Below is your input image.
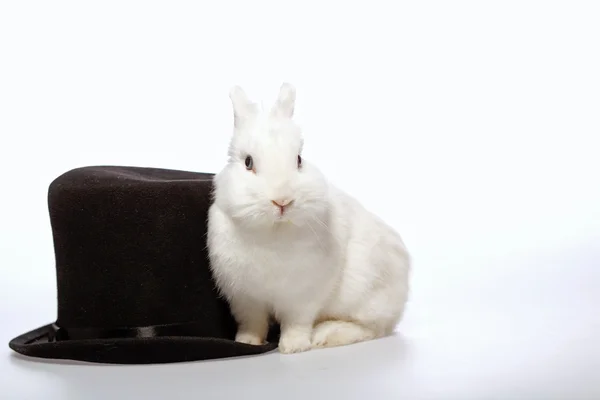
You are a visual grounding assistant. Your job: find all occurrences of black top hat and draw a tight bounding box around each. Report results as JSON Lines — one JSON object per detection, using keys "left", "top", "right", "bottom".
{"left": 8, "top": 165, "right": 278, "bottom": 364}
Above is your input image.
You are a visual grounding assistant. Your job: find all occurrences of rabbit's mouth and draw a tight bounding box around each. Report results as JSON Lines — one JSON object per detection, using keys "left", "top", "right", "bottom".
{"left": 274, "top": 218, "right": 294, "bottom": 225}
{"left": 271, "top": 206, "right": 299, "bottom": 225}
{"left": 273, "top": 212, "right": 294, "bottom": 224}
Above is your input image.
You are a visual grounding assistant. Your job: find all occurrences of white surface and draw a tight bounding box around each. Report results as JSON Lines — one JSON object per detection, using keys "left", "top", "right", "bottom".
{"left": 1, "top": 1, "right": 599, "bottom": 399}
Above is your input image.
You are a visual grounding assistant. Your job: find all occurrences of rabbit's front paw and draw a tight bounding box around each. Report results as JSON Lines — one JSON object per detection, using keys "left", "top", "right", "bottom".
{"left": 278, "top": 330, "right": 312, "bottom": 354}
{"left": 235, "top": 331, "right": 265, "bottom": 345}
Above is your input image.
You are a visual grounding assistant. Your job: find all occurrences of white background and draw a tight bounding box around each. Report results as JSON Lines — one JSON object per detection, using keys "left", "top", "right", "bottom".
{"left": 1, "top": 1, "right": 599, "bottom": 399}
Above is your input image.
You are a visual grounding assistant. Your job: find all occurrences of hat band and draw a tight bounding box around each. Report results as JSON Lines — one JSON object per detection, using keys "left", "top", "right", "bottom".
{"left": 47, "top": 320, "right": 214, "bottom": 342}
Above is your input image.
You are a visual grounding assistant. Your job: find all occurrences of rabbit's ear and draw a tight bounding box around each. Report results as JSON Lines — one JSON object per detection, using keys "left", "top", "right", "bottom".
{"left": 229, "top": 85, "right": 258, "bottom": 128}
{"left": 270, "top": 82, "right": 296, "bottom": 119}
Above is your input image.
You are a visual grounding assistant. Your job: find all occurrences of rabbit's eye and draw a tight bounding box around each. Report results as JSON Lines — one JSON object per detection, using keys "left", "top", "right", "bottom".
{"left": 297, "top": 155, "right": 302, "bottom": 168}
{"left": 245, "top": 155, "right": 254, "bottom": 171}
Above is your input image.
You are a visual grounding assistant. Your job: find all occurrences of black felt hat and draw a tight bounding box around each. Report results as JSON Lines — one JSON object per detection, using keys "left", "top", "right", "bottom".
{"left": 8, "top": 165, "right": 278, "bottom": 364}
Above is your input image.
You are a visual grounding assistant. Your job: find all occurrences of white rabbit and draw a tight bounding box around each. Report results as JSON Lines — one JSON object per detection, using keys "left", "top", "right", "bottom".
{"left": 207, "top": 83, "right": 410, "bottom": 354}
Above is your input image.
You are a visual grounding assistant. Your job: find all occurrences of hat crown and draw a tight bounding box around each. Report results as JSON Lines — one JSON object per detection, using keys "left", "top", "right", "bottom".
{"left": 48, "top": 166, "right": 235, "bottom": 338}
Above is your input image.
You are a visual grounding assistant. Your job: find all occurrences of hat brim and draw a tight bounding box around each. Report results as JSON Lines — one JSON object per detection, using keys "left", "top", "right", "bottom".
{"left": 9, "top": 323, "right": 279, "bottom": 364}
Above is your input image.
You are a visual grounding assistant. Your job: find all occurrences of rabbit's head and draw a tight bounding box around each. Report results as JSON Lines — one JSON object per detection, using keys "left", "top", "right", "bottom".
{"left": 213, "top": 83, "right": 329, "bottom": 229}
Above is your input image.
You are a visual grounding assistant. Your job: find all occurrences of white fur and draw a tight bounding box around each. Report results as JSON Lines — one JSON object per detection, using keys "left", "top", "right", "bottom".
{"left": 207, "top": 83, "right": 410, "bottom": 354}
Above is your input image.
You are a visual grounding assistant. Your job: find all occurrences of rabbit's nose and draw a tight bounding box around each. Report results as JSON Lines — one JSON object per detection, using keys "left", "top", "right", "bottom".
{"left": 271, "top": 199, "right": 294, "bottom": 214}
{"left": 271, "top": 198, "right": 293, "bottom": 207}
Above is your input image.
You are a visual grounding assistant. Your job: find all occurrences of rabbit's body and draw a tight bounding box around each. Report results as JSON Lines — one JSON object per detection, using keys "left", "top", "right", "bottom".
{"left": 208, "top": 199, "right": 338, "bottom": 353}
{"left": 207, "top": 83, "right": 410, "bottom": 353}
